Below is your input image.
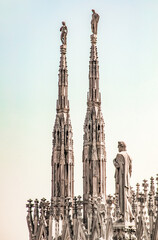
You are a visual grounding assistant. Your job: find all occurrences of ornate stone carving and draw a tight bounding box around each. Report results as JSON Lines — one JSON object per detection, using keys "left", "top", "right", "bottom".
{"left": 51, "top": 20, "right": 74, "bottom": 207}
{"left": 26, "top": 11, "right": 158, "bottom": 240}
{"left": 83, "top": 10, "right": 106, "bottom": 228}
{"left": 113, "top": 225, "right": 136, "bottom": 240}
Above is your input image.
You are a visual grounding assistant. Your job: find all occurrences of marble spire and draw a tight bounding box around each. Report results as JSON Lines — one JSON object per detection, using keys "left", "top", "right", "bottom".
{"left": 51, "top": 22, "right": 74, "bottom": 204}
{"left": 83, "top": 10, "right": 106, "bottom": 223}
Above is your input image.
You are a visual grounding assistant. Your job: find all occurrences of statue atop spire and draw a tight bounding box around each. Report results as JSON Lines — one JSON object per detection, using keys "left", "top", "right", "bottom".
{"left": 83, "top": 10, "right": 106, "bottom": 225}
{"left": 26, "top": 12, "right": 158, "bottom": 240}
{"left": 60, "top": 21, "right": 68, "bottom": 45}
{"left": 51, "top": 20, "right": 74, "bottom": 205}
{"left": 91, "top": 9, "right": 100, "bottom": 35}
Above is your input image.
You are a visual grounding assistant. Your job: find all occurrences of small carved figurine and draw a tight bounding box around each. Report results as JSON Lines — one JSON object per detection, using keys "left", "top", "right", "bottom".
{"left": 60, "top": 21, "right": 68, "bottom": 45}
{"left": 91, "top": 9, "right": 100, "bottom": 34}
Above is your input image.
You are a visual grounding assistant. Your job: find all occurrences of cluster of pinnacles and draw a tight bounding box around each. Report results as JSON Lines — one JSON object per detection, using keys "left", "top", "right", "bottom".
{"left": 27, "top": 175, "right": 158, "bottom": 240}
{"left": 26, "top": 10, "right": 158, "bottom": 240}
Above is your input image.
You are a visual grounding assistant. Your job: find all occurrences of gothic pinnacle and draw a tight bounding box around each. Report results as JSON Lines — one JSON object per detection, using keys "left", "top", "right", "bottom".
{"left": 57, "top": 22, "right": 69, "bottom": 112}
{"left": 26, "top": 13, "right": 158, "bottom": 240}
{"left": 83, "top": 11, "right": 106, "bottom": 225}
{"left": 51, "top": 22, "right": 74, "bottom": 202}
{"left": 88, "top": 10, "right": 100, "bottom": 104}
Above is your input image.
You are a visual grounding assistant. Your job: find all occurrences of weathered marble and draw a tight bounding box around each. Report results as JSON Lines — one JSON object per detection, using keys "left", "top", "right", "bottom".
{"left": 51, "top": 23, "right": 74, "bottom": 209}
{"left": 26, "top": 11, "right": 158, "bottom": 240}
{"left": 113, "top": 142, "right": 133, "bottom": 223}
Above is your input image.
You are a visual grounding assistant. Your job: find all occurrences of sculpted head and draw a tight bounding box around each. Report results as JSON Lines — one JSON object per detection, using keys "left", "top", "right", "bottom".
{"left": 92, "top": 9, "right": 95, "bottom": 14}
{"left": 118, "top": 141, "right": 126, "bottom": 152}
{"left": 62, "top": 21, "right": 66, "bottom": 26}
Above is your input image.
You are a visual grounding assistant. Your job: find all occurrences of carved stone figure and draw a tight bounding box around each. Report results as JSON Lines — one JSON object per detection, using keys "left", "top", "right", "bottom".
{"left": 91, "top": 9, "right": 100, "bottom": 34}
{"left": 113, "top": 142, "right": 133, "bottom": 222}
{"left": 60, "top": 21, "right": 68, "bottom": 45}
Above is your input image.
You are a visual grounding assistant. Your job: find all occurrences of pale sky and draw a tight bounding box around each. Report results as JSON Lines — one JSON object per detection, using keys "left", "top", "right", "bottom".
{"left": 1, "top": 1, "right": 158, "bottom": 240}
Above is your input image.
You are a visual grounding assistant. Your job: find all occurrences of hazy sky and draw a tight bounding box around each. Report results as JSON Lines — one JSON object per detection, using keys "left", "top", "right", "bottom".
{"left": 1, "top": 0, "right": 158, "bottom": 240}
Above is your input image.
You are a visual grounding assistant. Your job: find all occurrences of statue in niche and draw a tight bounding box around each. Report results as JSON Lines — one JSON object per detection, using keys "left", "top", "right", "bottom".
{"left": 60, "top": 21, "right": 68, "bottom": 45}
{"left": 91, "top": 9, "right": 100, "bottom": 34}
{"left": 113, "top": 141, "right": 134, "bottom": 222}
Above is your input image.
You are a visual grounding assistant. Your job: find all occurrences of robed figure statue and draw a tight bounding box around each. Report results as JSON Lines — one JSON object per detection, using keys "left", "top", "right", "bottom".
{"left": 91, "top": 9, "right": 100, "bottom": 35}
{"left": 60, "top": 21, "right": 68, "bottom": 45}
{"left": 113, "top": 142, "right": 134, "bottom": 223}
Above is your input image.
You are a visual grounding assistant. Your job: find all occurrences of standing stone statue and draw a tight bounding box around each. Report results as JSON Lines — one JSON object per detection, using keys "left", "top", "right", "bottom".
{"left": 113, "top": 142, "right": 134, "bottom": 222}
{"left": 60, "top": 21, "right": 68, "bottom": 45}
{"left": 91, "top": 9, "right": 100, "bottom": 35}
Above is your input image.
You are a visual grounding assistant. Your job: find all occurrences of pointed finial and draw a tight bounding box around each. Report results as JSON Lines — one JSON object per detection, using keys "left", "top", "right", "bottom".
{"left": 34, "top": 199, "right": 39, "bottom": 219}
{"left": 136, "top": 183, "right": 140, "bottom": 199}
{"left": 39, "top": 198, "right": 47, "bottom": 216}
{"left": 138, "top": 192, "right": 146, "bottom": 214}
{"left": 155, "top": 174, "right": 158, "bottom": 209}
{"left": 34, "top": 199, "right": 39, "bottom": 204}
{"left": 142, "top": 179, "right": 148, "bottom": 200}
{"left": 26, "top": 199, "right": 34, "bottom": 213}
{"left": 45, "top": 201, "right": 50, "bottom": 219}
{"left": 73, "top": 196, "right": 77, "bottom": 218}
{"left": 155, "top": 192, "right": 158, "bottom": 209}
{"left": 77, "top": 196, "right": 82, "bottom": 218}
{"left": 148, "top": 192, "right": 154, "bottom": 216}
{"left": 138, "top": 193, "right": 146, "bottom": 218}
{"left": 65, "top": 198, "right": 72, "bottom": 222}
{"left": 149, "top": 176, "right": 155, "bottom": 195}
{"left": 26, "top": 199, "right": 34, "bottom": 235}
{"left": 131, "top": 191, "right": 136, "bottom": 215}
